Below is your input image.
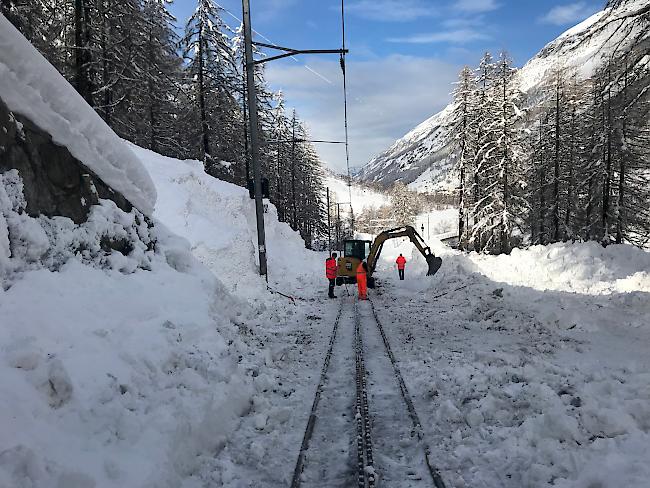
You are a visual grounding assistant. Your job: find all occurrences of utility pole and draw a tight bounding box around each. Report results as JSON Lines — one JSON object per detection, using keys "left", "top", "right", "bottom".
{"left": 241, "top": 0, "right": 348, "bottom": 277}
{"left": 291, "top": 112, "right": 297, "bottom": 230}
{"left": 242, "top": 0, "right": 267, "bottom": 277}
{"left": 334, "top": 201, "right": 351, "bottom": 252}
{"left": 326, "top": 188, "right": 332, "bottom": 254}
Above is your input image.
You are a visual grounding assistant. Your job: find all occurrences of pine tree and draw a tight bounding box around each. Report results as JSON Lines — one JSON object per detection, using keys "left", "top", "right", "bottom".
{"left": 472, "top": 52, "right": 522, "bottom": 254}
{"left": 470, "top": 52, "right": 496, "bottom": 251}
{"left": 449, "top": 66, "right": 477, "bottom": 250}
{"left": 180, "top": 0, "right": 238, "bottom": 167}
{"left": 390, "top": 182, "right": 420, "bottom": 227}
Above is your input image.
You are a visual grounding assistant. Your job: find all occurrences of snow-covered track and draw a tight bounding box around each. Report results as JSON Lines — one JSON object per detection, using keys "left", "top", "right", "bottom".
{"left": 368, "top": 298, "right": 447, "bottom": 488}
{"left": 354, "top": 300, "right": 377, "bottom": 488}
{"left": 290, "top": 302, "right": 344, "bottom": 488}
{"left": 291, "top": 297, "right": 447, "bottom": 487}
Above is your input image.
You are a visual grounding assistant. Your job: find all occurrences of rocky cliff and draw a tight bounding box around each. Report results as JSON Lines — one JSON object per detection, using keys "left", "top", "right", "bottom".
{"left": 0, "top": 98, "right": 133, "bottom": 224}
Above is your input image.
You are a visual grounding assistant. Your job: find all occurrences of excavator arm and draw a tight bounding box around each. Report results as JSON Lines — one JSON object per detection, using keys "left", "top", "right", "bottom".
{"left": 366, "top": 226, "right": 442, "bottom": 277}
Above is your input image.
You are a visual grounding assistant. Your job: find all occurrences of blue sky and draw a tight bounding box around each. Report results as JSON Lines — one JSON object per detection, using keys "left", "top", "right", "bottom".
{"left": 169, "top": 0, "right": 604, "bottom": 172}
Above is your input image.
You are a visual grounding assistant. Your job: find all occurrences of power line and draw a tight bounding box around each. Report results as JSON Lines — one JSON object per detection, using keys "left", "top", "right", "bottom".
{"left": 340, "top": 0, "right": 353, "bottom": 220}
{"left": 216, "top": 1, "right": 333, "bottom": 84}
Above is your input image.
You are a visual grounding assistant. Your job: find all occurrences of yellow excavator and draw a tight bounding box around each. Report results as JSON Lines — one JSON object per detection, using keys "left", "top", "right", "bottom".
{"left": 335, "top": 225, "right": 442, "bottom": 288}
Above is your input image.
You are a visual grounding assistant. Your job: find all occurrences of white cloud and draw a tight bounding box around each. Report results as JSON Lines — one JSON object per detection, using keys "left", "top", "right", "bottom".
{"left": 346, "top": 0, "right": 437, "bottom": 22}
{"left": 388, "top": 29, "right": 489, "bottom": 44}
{"left": 454, "top": 0, "right": 500, "bottom": 13}
{"left": 266, "top": 55, "right": 460, "bottom": 173}
{"left": 540, "top": 2, "right": 599, "bottom": 26}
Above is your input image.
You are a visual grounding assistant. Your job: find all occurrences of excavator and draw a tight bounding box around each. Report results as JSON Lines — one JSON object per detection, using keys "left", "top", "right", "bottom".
{"left": 335, "top": 226, "right": 442, "bottom": 288}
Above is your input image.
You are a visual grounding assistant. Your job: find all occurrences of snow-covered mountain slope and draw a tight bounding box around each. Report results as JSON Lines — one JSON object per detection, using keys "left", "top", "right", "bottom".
{"left": 0, "top": 14, "right": 155, "bottom": 215}
{"left": 357, "top": 106, "right": 456, "bottom": 192}
{"left": 325, "top": 172, "right": 390, "bottom": 211}
{"left": 130, "top": 144, "right": 321, "bottom": 302}
{"left": 357, "top": 0, "right": 646, "bottom": 191}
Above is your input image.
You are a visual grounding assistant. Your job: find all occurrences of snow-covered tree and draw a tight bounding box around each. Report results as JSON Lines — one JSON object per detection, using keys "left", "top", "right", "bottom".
{"left": 449, "top": 66, "right": 477, "bottom": 250}
{"left": 390, "top": 182, "right": 421, "bottom": 227}
{"left": 180, "top": 0, "right": 238, "bottom": 166}
{"left": 472, "top": 52, "right": 522, "bottom": 254}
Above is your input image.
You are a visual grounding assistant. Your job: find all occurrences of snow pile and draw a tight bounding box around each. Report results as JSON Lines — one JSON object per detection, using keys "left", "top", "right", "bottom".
{"left": 468, "top": 241, "right": 650, "bottom": 295}
{"left": 372, "top": 240, "right": 650, "bottom": 487}
{"left": 0, "top": 170, "right": 156, "bottom": 284}
{"left": 130, "top": 144, "right": 321, "bottom": 303}
{"left": 0, "top": 171, "right": 255, "bottom": 486}
{"left": 0, "top": 14, "right": 156, "bottom": 215}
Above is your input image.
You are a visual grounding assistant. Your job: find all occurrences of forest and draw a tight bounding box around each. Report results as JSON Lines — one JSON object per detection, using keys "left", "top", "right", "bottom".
{"left": 1, "top": 0, "right": 326, "bottom": 246}
{"left": 448, "top": 0, "right": 649, "bottom": 254}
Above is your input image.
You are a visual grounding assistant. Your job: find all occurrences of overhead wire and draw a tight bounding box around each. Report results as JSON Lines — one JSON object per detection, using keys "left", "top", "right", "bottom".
{"left": 216, "top": 1, "right": 333, "bottom": 84}
{"left": 340, "top": 0, "right": 354, "bottom": 229}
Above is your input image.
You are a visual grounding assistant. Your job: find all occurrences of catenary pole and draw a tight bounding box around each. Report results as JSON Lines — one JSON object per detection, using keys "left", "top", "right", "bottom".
{"left": 241, "top": 0, "right": 348, "bottom": 272}
{"left": 242, "top": 0, "right": 267, "bottom": 278}
{"left": 327, "top": 188, "right": 332, "bottom": 254}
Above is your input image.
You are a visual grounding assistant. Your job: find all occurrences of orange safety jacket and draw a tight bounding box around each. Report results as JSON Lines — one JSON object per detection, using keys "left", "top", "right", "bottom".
{"left": 396, "top": 256, "right": 406, "bottom": 270}
{"left": 325, "top": 257, "right": 338, "bottom": 280}
{"left": 356, "top": 262, "right": 367, "bottom": 277}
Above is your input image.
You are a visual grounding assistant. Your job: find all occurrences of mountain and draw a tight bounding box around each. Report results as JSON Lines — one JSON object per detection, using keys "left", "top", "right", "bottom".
{"left": 357, "top": 0, "right": 646, "bottom": 192}
{"left": 324, "top": 170, "right": 390, "bottom": 211}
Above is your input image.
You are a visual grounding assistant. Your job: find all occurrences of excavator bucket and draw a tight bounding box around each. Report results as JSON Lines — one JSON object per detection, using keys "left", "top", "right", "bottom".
{"left": 426, "top": 255, "right": 443, "bottom": 276}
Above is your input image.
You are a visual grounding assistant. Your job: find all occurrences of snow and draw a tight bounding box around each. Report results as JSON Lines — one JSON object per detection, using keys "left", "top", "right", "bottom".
{"left": 325, "top": 173, "right": 389, "bottom": 211}
{"left": 0, "top": 126, "right": 326, "bottom": 486}
{"left": 128, "top": 143, "right": 321, "bottom": 302}
{"left": 0, "top": 14, "right": 156, "bottom": 216}
{"left": 357, "top": 106, "right": 454, "bottom": 189}
{"left": 2, "top": 136, "right": 649, "bottom": 486}
{"left": 415, "top": 208, "right": 458, "bottom": 240}
{"left": 0, "top": 166, "right": 255, "bottom": 486}
{"left": 1, "top": 20, "right": 648, "bottom": 481}
{"left": 368, "top": 239, "right": 650, "bottom": 487}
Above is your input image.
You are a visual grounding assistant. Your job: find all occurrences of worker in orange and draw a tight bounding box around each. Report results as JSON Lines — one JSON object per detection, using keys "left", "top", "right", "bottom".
{"left": 396, "top": 253, "right": 407, "bottom": 280}
{"left": 357, "top": 261, "right": 368, "bottom": 300}
{"left": 325, "top": 252, "right": 338, "bottom": 299}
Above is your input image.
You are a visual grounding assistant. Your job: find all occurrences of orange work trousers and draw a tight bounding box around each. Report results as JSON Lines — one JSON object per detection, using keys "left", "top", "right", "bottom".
{"left": 357, "top": 274, "right": 368, "bottom": 300}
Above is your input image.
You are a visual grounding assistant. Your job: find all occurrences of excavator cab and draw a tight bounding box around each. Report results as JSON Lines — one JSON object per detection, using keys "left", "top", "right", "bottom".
{"left": 335, "top": 239, "right": 372, "bottom": 286}
{"left": 335, "top": 226, "right": 442, "bottom": 288}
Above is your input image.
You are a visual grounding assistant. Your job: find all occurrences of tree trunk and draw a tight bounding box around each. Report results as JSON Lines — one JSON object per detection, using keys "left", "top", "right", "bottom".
{"left": 565, "top": 102, "right": 576, "bottom": 238}
{"left": 602, "top": 83, "right": 612, "bottom": 243}
{"left": 553, "top": 79, "right": 561, "bottom": 242}
{"left": 291, "top": 113, "right": 297, "bottom": 230}
{"left": 616, "top": 59, "right": 628, "bottom": 244}
{"left": 198, "top": 25, "right": 210, "bottom": 159}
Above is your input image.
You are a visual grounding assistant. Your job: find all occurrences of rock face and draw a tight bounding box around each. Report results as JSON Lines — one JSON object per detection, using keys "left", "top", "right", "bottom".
{"left": 0, "top": 98, "right": 133, "bottom": 224}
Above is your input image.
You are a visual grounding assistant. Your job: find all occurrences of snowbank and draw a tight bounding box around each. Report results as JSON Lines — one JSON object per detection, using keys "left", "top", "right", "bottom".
{"left": 372, "top": 239, "right": 650, "bottom": 487}
{"left": 0, "top": 14, "right": 156, "bottom": 215}
{"left": 129, "top": 144, "right": 322, "bottom": 303}
{"left": 0, "top": 166, "right": 254, "bottom": 486}
{"left": 468, "top": 242, "right": 650, "bottom": 295}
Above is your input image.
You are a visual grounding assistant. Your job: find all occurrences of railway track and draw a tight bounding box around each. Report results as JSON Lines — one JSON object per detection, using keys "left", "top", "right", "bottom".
{"left": 291, "top": 297, "right": 446, "bottom": 488}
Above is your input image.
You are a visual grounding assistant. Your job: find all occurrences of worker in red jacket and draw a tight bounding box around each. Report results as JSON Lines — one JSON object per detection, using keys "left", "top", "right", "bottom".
{"left": 357, "top": 261, "right": 368, "bottom": 300}
{"left": 396, "top": 254, "right": 407, "bottom": 280}
{"left": 325, "top": 253, "right": 338, "bottom": 299}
